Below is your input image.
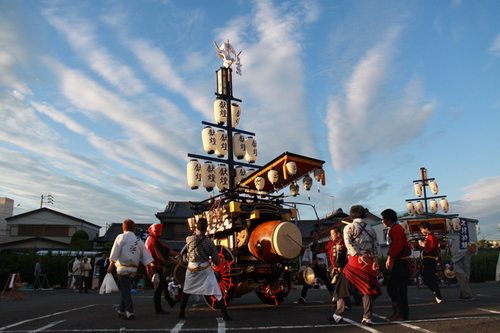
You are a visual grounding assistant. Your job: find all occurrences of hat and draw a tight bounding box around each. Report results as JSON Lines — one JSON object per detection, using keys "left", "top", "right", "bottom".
{"left": 444, "top": 269, "right": 455, "bottom": 279}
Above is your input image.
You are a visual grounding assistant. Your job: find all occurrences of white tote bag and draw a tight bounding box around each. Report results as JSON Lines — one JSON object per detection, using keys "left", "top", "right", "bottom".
{"left": 99, "top": 273, "right": 119, "bottom": 294}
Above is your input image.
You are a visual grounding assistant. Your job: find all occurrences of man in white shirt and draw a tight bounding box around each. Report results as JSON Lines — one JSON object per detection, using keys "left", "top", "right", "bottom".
{"left": 108, "top": 219, "right": 153, "bottom": 320}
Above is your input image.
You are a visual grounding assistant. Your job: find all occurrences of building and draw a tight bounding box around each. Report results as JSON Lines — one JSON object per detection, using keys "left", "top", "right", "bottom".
{"left": 0, "top": 197, "right": 14, "bottom": 243}
{"left": 1, "top": 205, "right": 101, "bottom": 251}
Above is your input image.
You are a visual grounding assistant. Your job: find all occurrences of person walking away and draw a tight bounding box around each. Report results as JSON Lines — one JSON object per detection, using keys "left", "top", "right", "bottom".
{"left": 33, "top": 259, "right": 42, "bottom": 289}
{"left": 328, "top": 205, "right": 382, "bottom": 326}
{"left": 72, "top": 256, "right": 83, "bottom": 291}
{"left": 381, "top": 209, "right": 413, "bottom": 321}
{"left": 298, "top": 230, "right": 335, "bottom": 303}
{"left": 450, "top": 242, "right": 477, "bottom": 301}
{"left": 145, "top": 223, "right": 181, "bottom": 314}
{"left": 96, "top": 253, "right": 110, "bottom": 289}
{"left": 418, "top": 221, "right": 443, "bottom": 304}
{"left": 179, "top": 218, "right": 231, "bottom": 321}
{"left": 107, "top": 219, "right": 154, "bottom": 320}
{"left": 79, "top": 257, "right": 92, "bottom": 293}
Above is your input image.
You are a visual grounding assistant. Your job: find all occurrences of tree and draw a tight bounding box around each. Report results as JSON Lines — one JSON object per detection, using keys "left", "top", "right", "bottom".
{"left": 478, "top": 239, "right": 492, "bottom": 249}
{"left": 68, "top": 230, "right": 93, "bottom": 251}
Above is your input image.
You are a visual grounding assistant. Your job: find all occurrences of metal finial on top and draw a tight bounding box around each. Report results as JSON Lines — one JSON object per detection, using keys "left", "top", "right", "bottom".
{"left": 213, "top": 39, "right": 242, "bottom": 76}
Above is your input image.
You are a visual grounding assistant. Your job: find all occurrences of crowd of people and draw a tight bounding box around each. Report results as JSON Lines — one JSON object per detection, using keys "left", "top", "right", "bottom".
{"left": 33, "top": 205, "right": 476, "bottom": 324}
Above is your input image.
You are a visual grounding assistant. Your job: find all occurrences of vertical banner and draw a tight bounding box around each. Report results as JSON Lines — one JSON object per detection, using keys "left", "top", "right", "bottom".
{"left": 459, "top": 217, "right": 469, "bottom": 250}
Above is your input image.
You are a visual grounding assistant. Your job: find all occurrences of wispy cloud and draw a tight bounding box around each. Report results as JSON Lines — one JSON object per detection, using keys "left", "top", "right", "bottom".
{"left": 488, "top": 33, "right": 500, "bottom": 57}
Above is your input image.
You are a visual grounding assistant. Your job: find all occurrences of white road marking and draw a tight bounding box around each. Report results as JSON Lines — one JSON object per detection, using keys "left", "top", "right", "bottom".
{"left": 478, "top": 308, "right": 500, "bottom": 314}
{"left": 0, "top": 304, "right": 96, "bottom": 331}
{"left": 170, "top": 320, "right": 185, "bottom": 333}
{"left": 216, "top": 317, "right": 226, "bottom": 333}
{"left": 373, "top": 313, "right": 435, "bottom": 333}
{"left": 27, "top": 320, "right": 65, "bottom": 333}
{"left": 342, "top": 317, "right": 381, "bottom": 332}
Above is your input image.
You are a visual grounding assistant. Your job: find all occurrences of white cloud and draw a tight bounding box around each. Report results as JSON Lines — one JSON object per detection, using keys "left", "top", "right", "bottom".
{"left": 42, "top": 7, "right": 146, "bottom": 96}
{"left": 488, "top": 33, "right": 500, "bottom": 57}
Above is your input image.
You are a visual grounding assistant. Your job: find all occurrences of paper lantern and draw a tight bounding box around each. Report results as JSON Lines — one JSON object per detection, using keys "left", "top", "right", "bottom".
{"left": 429, "top": 181, "right": 439, "bottom": 195}
{"left": 233, "top": 133, "right": 245, "bottom": 159}
{"left": 201, "top": 126, "right": 216, "bottom": 154}
{"left": 406, "top": 202, "right": 415, "bottom": 216}
{"left": 440, "top": 198, "right": 449, "bottom": 213}
{"left": 213, "top": 99, "right": 227, "bottom": 124}
{"left": 214, "top": 130, "right": 228, "bottom": 157}
{"left": 187, "top": 159, "right": 202, "bottom": 189}
{"left": 414, "top": 183, "right": 422, "bottom": 197}
{"left": 244, "top": 136, "right": 258, "bottom": 163}
{"left": 313, "top": 167, "right": 326, "bottom": 186}
{"left": 267, "top": 169, "right": 279, "bottom": 184}
{"left": 430, "top": 199, "right": 438, "bottom": 213}
{"left": 400, "top": 221, "right": 409, "bottom": 234}
{"left": 254, "top": 176, "right": 265, "bottom": 191}
{"left": 246, "top": 168, "right": 255, "bottom": 177}
{"left": 303, "top": 174, "right": 312, "bottom": 191}
{"left": 452, "top": 217, "right": 461, "bottom": 232}
{"left": 285, "top": 161, "right": 297, "bottom": 176}
{"left": 234, "top": 166, "right": 246, "bottom": 185}
{"left": 231, "top": 103, "right": 241, "bottom": 128}
{"left": 446, "top": 219, "right": 452, "bottom": 232}
{"left": 415, "top": 201, "right": 424, "bottom": 215}
{"left": 215, "top": 164, "right": 229, "bottom": 191}
{"left": 201, "top": 162, "right": 216, "bottom": 191}
{"left": 290, "top": 182, "right": 299, "bottom": 197}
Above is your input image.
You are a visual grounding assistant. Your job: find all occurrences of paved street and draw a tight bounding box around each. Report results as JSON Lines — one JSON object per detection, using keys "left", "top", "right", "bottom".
{"left": 1, "top": 282, "right": 499, "bottom": 332}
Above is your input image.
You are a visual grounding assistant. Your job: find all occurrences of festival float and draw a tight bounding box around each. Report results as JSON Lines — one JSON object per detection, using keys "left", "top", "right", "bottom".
{"left": 174, "top": 40, "right": 327, "bottom": 308}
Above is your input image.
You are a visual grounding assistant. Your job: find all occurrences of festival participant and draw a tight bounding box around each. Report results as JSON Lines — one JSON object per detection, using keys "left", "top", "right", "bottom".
{"left": 179, "top": 218, "right": 231, "bottom": 321}
{"left": 418, "top": 221, "right": 443, "bottom": 304}
{"left": 145, "top": 223, "right": 180, "bottom": 314}
{"left": 450, "top": 242, "right": 477, "bottom": 301}
{"left": 381, "top": 209, "right": 413, "bottom": 321}
{"left": 108, "top": 219, "right": 154, "bottom": 320}
{"left": 298, "top": 230, "right": 334, "bottom": 303}
{"left": 328, "top": 205, "right": 381, "bottom": 326}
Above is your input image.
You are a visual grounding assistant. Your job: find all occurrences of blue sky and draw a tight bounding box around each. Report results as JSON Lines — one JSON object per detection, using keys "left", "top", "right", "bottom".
{"left": 1, "top": 0, "right": 499, "bottom": 238}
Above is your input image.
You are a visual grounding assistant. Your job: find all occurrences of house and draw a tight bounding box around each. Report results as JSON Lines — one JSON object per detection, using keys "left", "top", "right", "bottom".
{"left": 1, "top": 206, "right": 101, "bottom": 251}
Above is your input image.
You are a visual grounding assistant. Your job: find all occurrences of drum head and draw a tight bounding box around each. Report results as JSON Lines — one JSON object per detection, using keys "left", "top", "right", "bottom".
{"left": 302, "top": 267, "right": 315, "bottom": 285}
{"left": 272, "top": 221, "right": 302, "bottom": 260}
{"left": 173, "top": 264, "right": 187, "bottom": 285}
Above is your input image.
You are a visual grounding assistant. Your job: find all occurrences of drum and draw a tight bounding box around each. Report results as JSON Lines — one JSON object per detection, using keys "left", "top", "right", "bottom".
{"left": 248, "top": 220, "right": 302, "bottom": 263}
{"left": 173, "top": 263, "right": 187, "bottom": 285}
{"left": 297, "top": 267, "right": 315, "bottom": 286}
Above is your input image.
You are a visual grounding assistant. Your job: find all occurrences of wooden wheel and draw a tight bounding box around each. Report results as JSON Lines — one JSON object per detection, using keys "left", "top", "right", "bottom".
{"left": 204, "top": 245, "right": 237, "bottom": 309}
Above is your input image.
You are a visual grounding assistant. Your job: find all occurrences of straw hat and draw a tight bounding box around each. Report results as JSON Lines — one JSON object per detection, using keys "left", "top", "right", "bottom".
{"left": 444, "top": 268, "right": 455, "bottom": 279}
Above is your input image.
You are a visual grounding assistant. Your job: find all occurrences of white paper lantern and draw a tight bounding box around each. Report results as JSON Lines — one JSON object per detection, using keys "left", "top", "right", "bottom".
{"left": 246, "top": 168, "right": 255, "bottom": 177}
{"left": 415, "top": 201, "right": 424, "bottom": 215}
{"left": 290, "top": 182, "right": 299, "bottom": 196}
{"left": 267, "top": 169, "right": 279, "bottom": 184}
{"left": 429, "top": 181, "right": 439, "bottom": 195}
{"left": 440, "top": 198, "right": 449, "bottom": 213}
{"left": 244, "top": 136, "right": 258, "bottom": 163}
{"left": 213, "top": 99, "right": 227, "bottom": 124}
{"left": 446, "top": 218, "right": 452, "bottom": 232}
{"left": 215, "top": 164, "right": 229, "bottom": 191}
{"left": 400, "top": 221, "right": 409, "bottom": 234}
{"left": 234, "top": 166, "right": 246, "bottom": 185}
{"left": 201, "top": 126, "right": 216, "bottom": 154}
{"left": 303, "top": 174, "right": 312, "bottom": 191}
{"left": 414, "top": 183, "right": 422, "bottom": 197}
{"left": 285, "top": 161, "right": 297, "bottom": 176}
{"left": 430, "top": 199, "right": 438, "bottom": 213}
{"left": 231, "top": 103, "right": 241, "bottom": 128}
{"left": 214, "top": 130, "right": 228, "bottom": 157}
{"left": 254, "top": 176, "right": 265, "bottom": 191}
{"left": 201, "top": 162, "right": 216, "bottom": 191}
{"left": 314, "top": 168, "right": 324, "bottom": 181}
{"left": 407, "top": 202, "right": 415, "bottom": 216}
{"left": 452, "top": 217, "right": 461, "bottom": 232}
{"left": 187, "top": 159, "right": 202, "bottom": 189}
{"left": 232, "top": 133, "right": 245, "bottom": 159}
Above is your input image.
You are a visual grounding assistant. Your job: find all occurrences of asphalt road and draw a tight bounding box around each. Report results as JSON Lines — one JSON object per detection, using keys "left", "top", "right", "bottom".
{"left": 1, "top": 282, "right": 499, "bottom": 332}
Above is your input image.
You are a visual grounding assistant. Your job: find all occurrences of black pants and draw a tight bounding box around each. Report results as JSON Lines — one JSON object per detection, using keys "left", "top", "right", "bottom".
{"left": 153, "top": 270, "right": 174, "bottom": 311}
{"left": 422, "top": 257, "right": 441, "bottom": 297}
{"left": 387, "top": 260, "right": 410, "bottom": 317}
{"left": 301, "top": 266, "right": 334, "bottom": 298}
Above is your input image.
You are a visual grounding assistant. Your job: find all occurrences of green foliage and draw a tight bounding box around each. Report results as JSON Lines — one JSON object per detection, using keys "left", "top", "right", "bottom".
{"left": 68, "top": 230, "right": 92, "bottom": 251}
{"left": 478, "top": 239, "right": 492, "bottom": 249}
